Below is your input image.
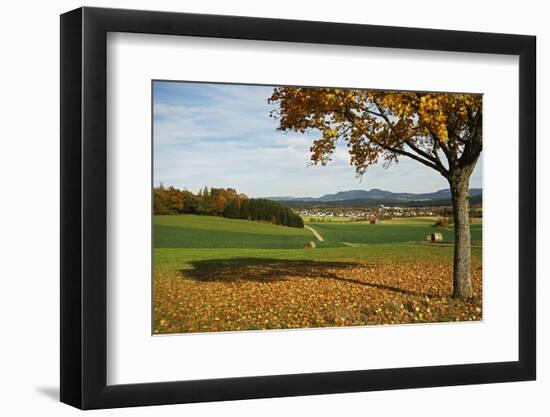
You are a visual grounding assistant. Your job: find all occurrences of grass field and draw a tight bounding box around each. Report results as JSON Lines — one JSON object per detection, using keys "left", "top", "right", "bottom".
{"left": 311, "top": 220, "right": 482, "bottom": 247}
{"left": 153, "top": 214, "right": 483, "bottom": 334}
{"left": 154, "top": 215, "right": 312, "bottom": 249}
{"left": 154, "top": 214, "right": 482, "bottom": 250}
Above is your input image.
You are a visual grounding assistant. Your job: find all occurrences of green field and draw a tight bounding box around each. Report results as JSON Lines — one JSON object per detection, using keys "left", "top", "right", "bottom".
{"left": 153, "top": 214, "right": 482, "bottom": 271}
{"left": 311, "top": 220, "right": 482, "bottom": 247}
{"left": 153, "top": 214, "right": 483, "bottom": 333}
{"left": 154, "top": 214, "right": 312, "bottom": 249}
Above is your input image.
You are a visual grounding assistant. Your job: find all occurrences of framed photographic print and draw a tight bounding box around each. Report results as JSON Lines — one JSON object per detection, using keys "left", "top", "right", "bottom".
{"left": 60, "top": 6, "right": 536, "bottom": 409}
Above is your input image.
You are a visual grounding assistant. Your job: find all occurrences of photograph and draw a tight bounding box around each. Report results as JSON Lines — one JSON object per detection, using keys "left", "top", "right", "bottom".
{"left": 152, "top": 81, "right": 483, "bottom": 334}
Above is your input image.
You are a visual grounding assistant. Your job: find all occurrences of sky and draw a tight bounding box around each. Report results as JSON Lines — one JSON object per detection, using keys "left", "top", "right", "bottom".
{"left": 153, "top": 81, "right": 482, "bottom": 198}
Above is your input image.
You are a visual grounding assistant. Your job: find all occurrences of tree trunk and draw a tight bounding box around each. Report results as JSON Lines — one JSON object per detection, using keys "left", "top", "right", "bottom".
{"left": 449, "top": 171, "right": 473, "bottom": 299}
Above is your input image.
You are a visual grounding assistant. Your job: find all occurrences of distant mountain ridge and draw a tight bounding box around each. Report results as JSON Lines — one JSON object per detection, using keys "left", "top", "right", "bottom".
{"left": 266, "top": 188, "right": 482, "bottom": 207}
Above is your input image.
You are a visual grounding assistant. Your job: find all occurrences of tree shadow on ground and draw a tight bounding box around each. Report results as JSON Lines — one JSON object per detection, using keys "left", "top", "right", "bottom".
{"left": 179, "top": 257, "right": 440, "bottom": 299}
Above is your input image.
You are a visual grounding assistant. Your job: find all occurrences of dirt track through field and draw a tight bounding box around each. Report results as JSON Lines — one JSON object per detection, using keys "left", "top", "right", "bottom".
{"left": 305, "top": 225, "right": 324, "bottom": 242}
{"left": 342, "top": 242, "right": 360, "bottom": 248}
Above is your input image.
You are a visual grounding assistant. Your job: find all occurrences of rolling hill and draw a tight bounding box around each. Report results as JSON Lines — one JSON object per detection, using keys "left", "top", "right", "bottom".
{"left": 267, "top": 188, "right": 482, "bottom": 208}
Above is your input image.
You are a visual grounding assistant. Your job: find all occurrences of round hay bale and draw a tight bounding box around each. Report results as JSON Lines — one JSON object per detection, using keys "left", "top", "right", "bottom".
{"left": 431, "top": 232, "right": 443, "bottom": 242}
{"left": 304, "top": 241, "right": 317, "bottom": 249}
{"left": 426, "top": 234, "right": 433, "bottom": 242}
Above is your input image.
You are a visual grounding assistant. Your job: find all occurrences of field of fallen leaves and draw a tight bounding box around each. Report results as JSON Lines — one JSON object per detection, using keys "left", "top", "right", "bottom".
{"left": 153, "top": 257, "right": 482, "bottom": 334}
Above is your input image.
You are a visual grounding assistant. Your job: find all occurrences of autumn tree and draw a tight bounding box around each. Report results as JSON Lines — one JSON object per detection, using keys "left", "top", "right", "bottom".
{"left": 153, "top": 184, "right": 185, "bottom": 214}
{"left": 269, "top": 88, "right": 482, "bottom": 299}
{"left": 210, "top": 188, "right": 228, "bottom": 215}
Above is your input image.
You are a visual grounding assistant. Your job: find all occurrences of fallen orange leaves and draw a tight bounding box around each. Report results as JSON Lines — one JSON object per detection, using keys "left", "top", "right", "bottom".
{"left": 153, "top": 259, "right": 482, "bottom": 334}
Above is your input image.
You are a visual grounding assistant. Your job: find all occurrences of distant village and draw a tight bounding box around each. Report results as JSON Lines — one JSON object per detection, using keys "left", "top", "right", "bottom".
{"left": 295, "top": 205, "right": 447, "bottom": 221}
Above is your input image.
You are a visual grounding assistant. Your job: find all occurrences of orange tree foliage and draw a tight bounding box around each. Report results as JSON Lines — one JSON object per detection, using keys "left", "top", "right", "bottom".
{"left": 154, "top": 185, "right": 247, "bottom": 216}
{"left": 268, "top": 88, "right": 482, "bottom": 178}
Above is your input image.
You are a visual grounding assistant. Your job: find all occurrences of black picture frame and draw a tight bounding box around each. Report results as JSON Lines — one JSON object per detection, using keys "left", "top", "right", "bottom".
{"left": 60, "top": 6, "right": 536, "bottom": 410}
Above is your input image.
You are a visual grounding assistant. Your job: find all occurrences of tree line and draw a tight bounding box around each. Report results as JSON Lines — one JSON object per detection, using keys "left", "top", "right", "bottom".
{"left": 154, "top": 185, "right": 304, "bottom": 228}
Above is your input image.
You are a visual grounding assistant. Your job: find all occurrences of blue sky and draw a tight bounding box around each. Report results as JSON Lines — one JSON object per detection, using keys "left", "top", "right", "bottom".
{"left": 153, "top": 81, "right": 482, "bottom": 198}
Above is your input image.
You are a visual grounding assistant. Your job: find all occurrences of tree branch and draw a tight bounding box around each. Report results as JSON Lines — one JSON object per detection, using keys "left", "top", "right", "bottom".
{"left": 382, "top": 143, "right": 446, "bottom": 174}
{"left": 343, "top": 103, "right": 449, "bottom": 176}
{"left": 404, "top": 139, "right": 445, "bottom": 169}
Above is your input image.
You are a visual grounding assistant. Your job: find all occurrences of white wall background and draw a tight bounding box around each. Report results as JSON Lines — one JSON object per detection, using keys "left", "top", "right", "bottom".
{"left": 0, "top": 0, "right": 546, "bottom": 415}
